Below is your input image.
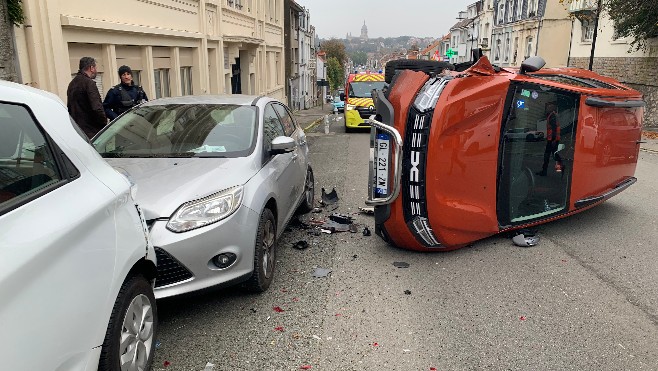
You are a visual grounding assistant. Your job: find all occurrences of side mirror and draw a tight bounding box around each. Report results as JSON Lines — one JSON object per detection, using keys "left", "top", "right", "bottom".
{"left": 520, "top": 56, "right": 546, "bottom": 74}
{"left": 270, "top": 136, "right": 296, "bottom": 155}
{"left": 339, "top": 93, "right": 345, "bottom": 101}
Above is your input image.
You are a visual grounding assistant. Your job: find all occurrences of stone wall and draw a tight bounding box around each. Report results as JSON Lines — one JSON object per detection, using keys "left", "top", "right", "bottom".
{"left": 569, "top": 57, "right": 658, "bottom": 128}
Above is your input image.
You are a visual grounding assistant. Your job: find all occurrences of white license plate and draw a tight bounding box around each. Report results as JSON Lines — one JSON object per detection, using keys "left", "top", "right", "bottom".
{"left": 374, "top": 133, "right": 390, "bottom": 195}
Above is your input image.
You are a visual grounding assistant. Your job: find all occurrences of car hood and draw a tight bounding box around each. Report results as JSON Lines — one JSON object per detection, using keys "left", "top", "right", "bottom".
{"left": 105, "top": 157, "right": 258, "bottom": 219}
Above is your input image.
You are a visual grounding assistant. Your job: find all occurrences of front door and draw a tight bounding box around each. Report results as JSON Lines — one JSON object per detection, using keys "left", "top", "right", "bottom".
{"left": 497, "top": 83, "right": 579, "bottom": 226}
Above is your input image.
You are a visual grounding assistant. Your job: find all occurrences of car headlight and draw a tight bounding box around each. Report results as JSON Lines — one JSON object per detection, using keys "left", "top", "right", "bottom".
{"left": 345, "top": 104, "right": 357, "bottom": 111}
{"left": 166, "top": 186, "right": 244, "bottom": 233}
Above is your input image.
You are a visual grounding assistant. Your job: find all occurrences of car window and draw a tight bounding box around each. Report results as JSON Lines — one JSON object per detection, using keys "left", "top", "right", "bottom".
{"left": 93, "top": 104, "right": 257, "bottom": 158}
{"left": 272, "top": 103, "right": 296, "bottom": 136}
{"left": 263, "top": 104, "right": 286, "bottom": 149}
{"left": 0, "top": 103, "right": 63, "bottom": 207}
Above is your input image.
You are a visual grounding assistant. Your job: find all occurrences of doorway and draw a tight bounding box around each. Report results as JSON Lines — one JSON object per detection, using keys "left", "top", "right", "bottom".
{"left": 231, "top": 57, "right": 241, "bottom": 94}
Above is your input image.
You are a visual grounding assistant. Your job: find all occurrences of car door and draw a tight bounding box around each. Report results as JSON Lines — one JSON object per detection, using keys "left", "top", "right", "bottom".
{"left": 0, "top": 101, "right": 119, "bottom": 370}
{"left": 261, "top": 103, "right": 302, "bottom": 229}
{"left": 273, "top": 102, "right": 308, "bottom": 203}
{"left": 496, "top": 83, "right": 579, "bottom": 226}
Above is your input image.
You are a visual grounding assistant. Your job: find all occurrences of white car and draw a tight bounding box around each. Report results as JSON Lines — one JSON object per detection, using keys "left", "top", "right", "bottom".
{"left": 0, "top": 81, "right": 158, "bottom": 371}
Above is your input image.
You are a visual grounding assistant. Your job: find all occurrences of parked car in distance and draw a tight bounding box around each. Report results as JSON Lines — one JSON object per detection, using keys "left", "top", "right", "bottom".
{"left": 333, "top": 96, "right": 345, "bottom": 112}
{"left": 93, "top": 95, "right": 315, "bottom": 298}
{"left": 504, "top": 127, "right": 545, "bottom": 141}
{"left": 0, "top": 81, "right": 158, "bottom": 371}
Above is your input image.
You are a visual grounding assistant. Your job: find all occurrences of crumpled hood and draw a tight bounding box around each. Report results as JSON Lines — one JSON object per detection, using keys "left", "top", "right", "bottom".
{"left": 105, "top": 157, "right": 258, "bottom": 219}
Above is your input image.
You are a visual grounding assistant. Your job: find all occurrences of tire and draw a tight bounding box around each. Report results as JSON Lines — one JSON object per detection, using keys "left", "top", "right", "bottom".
{"left": 244, "top": 208, "right": 277, "bottom": 293}
{"left": 384, "top": 59, "right": 454, "bottom": 84}
{"left": 98, "top": 275, "right": 157, "bottom": 371}
{"left": 297, "top": 167, "right": 315, "bottom": 214}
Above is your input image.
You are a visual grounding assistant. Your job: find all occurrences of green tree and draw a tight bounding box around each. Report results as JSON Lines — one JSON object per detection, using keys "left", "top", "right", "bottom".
{"left": 326, "top": 57, "right": 343, "bottom": 91}
{"left": 350, "top": 51, "right": 367, "bottom": 66}
{"left": 321, "top": 39, "right": 348, "bottom": 67}
{"left": 604, "top": 0, "right": 658, "bottom": 51}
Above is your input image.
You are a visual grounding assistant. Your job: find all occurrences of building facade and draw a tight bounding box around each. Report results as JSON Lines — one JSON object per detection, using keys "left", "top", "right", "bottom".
{"left": 12, "top": 0, "right": 286, "bottom": 102}
{"left": 285, "top": 0, "right": 315, "bottom": 110}
{"left": 567, "top": 0, "right": 658, "bottom": 127}
{"left": 491, "top": 0, "right": 545, "bottom": 67}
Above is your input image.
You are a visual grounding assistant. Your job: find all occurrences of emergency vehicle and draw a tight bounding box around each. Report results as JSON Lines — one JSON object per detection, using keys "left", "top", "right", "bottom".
{"left": 340, "top": 72, "right": 386, "bottom": 131}
{"left": 367, "top": 56, "right": 644, "bottom": 251}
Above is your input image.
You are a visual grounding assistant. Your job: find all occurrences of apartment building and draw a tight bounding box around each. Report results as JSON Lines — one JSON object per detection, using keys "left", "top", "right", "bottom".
{"left": 12, "top": 0, "right": 286, "bottom": 102}
{"left": 284, "top": 0, "right": 315, "bottom": 110}
{"left": 567, "top": 0, "right": 658, "bottom": 126}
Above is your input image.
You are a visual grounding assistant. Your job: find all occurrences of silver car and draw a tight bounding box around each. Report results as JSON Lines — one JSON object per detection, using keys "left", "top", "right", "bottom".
{"left": 93, "top": 95, "right": 314, "bottom": 298}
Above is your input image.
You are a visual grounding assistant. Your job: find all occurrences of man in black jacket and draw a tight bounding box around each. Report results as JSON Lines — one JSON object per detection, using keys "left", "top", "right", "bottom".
{"left": 66, "top": 57, "right": 107, "bottom": 138}
{"left": 103, "top": 65, "right": 148, "bottom": 120}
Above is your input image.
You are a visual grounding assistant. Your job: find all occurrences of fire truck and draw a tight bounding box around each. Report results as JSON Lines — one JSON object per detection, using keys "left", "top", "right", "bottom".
{"left": 340, "top": 72, "right": 386, "bottom": 132}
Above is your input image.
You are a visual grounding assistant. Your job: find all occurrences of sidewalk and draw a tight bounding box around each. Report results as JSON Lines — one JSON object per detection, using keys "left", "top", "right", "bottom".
{"left": 642, "top": 130, "right": 658, "bottom": 153}
{"left": 292, "top": 104, "right": 335, "bottom": 131}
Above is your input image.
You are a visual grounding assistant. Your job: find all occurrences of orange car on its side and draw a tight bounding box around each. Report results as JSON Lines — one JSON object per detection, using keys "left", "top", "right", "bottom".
{"left": 367, "top": 56, "right": 644, "bottom": 251}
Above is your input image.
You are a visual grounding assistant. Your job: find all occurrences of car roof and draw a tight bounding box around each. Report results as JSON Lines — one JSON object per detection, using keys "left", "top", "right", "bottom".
{"left": 141, "top": 94, "right": 265, "bottom": 107}
{"left": 0, "top": 80, "right": 65, "bottom": 107}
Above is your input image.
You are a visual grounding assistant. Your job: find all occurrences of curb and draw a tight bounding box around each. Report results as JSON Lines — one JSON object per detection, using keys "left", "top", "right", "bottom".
{"left": 303, "top": 116, "right": 326, "bottom": 133}
{"left": 640, "top": 147, "right": 658, "bottom": 155}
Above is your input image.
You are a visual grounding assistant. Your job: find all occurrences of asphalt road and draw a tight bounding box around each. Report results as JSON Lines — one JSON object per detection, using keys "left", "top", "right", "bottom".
{"left": 152, "top": 118, "right": 658, "bottom": 371}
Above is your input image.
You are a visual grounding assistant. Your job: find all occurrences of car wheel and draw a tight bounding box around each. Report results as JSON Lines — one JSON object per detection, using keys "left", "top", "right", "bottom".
{"left": 384, "top": 59, "right": 454, "bottom": 84}
{"left": 297, "top": 167, "right": 315, "bottom": 214}
{"left": 245, "top": 208, "right": 277, "bottom": 293}
{"left": 98, "top": 275, "right": 157, "bottom": 371}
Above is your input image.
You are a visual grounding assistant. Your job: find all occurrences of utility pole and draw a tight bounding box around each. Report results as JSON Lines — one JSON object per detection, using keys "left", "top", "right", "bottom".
{"left": 588, "top": 0, "right": 602, "bottom": 71}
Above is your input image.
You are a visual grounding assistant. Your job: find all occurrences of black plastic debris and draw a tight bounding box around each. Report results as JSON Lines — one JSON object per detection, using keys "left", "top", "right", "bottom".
{"left": 362, "top": 227, "right": 371, "bottom": 236}
{"left": 329, "top": 213, "right": 353, "bottom": 224}
{"left": 359, "top": 206, "right": 375, "bottom": 215}
{"left": 312, "top": 268, "right": 332, "bottom": 278}
{"left": 320, "top": 220, "right": 352, "bottom": 233}
{"left": 404, "top": 290, "right": 412, "bottom": 295}
{"left": 320, "top": 187, "right": 339, "bottom": 205}
{"left": 293, "top": 241, "right": 309, "bottom": 250}
{"left": 393, "top": 262, "right": 410, "bottom": 268}
{"left": 351, "top": 254, "right": 358, "bottom": 261}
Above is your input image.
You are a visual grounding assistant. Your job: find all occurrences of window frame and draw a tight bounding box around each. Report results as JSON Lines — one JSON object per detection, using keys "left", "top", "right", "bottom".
{"left": 0, "top": 101, "right": 79, "bottom": 216}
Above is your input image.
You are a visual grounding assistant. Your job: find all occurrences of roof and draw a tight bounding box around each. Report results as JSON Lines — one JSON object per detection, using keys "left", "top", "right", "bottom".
{"left": 420, "top": 40, "right": 441, "bottom": 55}
{"left": 450, "top": 18, "right": 474, "bottom": 30}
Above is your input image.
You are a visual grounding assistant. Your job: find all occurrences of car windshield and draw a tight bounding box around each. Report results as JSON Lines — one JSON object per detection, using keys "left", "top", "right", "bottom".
{"left": 93, "top": 104, "right": 257, "bottom": 158}
{"left": 348, "top": 81, "right": 387, "bottom": 98}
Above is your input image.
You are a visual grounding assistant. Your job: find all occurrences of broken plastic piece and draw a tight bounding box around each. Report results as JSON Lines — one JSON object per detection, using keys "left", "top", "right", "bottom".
{"left": 349, "top": 224, "right": 358, "bottom": 233}
{"left": 321, "top": 220, "right": 351, "bottom": 232}
{"left": 362, "top": 227, "right": 371, "bottom": 236}
{"left": 321, "top": 187, "right": 339, "bottom": 205}
{"left": 311, "top": 207, "right": 322, "bottom": 213}
{"left": 329, "top": 213, "right": 353, "bottom": 224}
{"left": 359, "top": 206, "right": 375, "bottom": 215}
{"left": 312, "top": 267, "right": 332, "bottom": 278}
{"left": 293, "top": 240, "right": 309, "bottom": 250}
{"left": 204, "top": 362, "right": 215, "bottom": 371}
{"left": 393, "top": 262, "right": 410, "bottom": 268}
{"left": 404, "top": 290, "right": 412, "bottom": 295}
{"left": 273, "top": 306, "right": 285, "bottom": 313}
{"left": 512, "top": 232, "right": 540, "bottom": 247}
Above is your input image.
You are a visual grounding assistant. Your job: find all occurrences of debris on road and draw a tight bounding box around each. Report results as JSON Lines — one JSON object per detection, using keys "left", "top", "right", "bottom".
{"left": 312, "top": 267, "right": 332, "bottom": 278}
{"left": 311, "top": 207, "right": 322, "bottom": 213}
{"left": 274, "top": 326, "right": 285, "bottom": 332}
{"left": 404, "top": 290, "right": 412, "bottom": 295}
{"left": 273, "top": 306, "right": 285, "bottom": 313}
{"left": 292, "top": 240, "right": 309, "bottom": 250}
{"left": 329, "top": 213, "right": 353, "bottom": 224}
{"left": 320, "top": 187, "right": 339, "bottom": 205}
{"left": 204, "top": 362, "right": 215, "bottom": 371}
{"left": 393, "top": 262, "right": 410, "bottom": 268}
{"left": 512, "top": 229, "right": 540, "bottom": 247}
{"left": 362, "top": 227, "right": 371, "bottom": 236}
{"left": 359, "top": 206, "right": 375, "bottom": 215}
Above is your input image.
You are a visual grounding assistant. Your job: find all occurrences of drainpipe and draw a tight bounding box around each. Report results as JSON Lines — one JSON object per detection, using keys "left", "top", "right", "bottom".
{"left": 567, "top": 18, "right": 574, "bottom": 67}
{"left": 588, "top": 0, "right": 602, "bottom": 71}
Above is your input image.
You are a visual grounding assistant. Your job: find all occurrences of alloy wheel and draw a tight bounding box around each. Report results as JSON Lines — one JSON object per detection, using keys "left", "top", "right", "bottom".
{"left": 120, "top": 294, "right": 155, "bottom": 371}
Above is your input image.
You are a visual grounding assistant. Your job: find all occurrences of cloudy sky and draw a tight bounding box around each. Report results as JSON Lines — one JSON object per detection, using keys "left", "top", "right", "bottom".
{"left": 295, "top": 0, "right": 476, "bottom": 39}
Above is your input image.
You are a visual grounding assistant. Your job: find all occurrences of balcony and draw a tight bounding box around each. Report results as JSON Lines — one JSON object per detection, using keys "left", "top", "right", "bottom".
{"left": 569, "top": 0, "right": 597, "bottom": 22}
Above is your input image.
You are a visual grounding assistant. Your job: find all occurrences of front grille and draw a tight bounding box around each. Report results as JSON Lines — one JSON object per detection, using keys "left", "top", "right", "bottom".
{"left": 357, "top": 107, "right": 375, "bottom": 119}
{"left": 154, "top": 247, "right": 194, "bottom": 288}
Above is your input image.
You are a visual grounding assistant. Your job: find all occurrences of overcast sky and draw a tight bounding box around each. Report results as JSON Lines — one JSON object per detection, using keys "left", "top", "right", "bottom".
{"left": 295, "top": 0, "right": 476, "bottom": 39}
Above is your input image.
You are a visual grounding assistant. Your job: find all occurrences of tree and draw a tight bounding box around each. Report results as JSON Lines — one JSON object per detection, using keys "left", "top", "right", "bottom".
{"left": 603, "top": 0, "right": 658, "bottom": 51}
{"left": 326, "top": 57, "right": 343, "bottom": 91}
{"left": 321, "top": 39, "right": 348, "bottom": 67}
{"left": 350, "top": 51, "right": 367, "bottom": 66}
{"left": 1, "top": 0, "right": 24, "bottom": 82}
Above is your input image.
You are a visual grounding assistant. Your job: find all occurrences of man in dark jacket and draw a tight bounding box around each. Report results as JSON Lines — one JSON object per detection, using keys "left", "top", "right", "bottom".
{"left": 103, "top": 65, "right": 148, "bottom": 120}
{"left": 67, "top": 57, "right": 107, "bottom": 138}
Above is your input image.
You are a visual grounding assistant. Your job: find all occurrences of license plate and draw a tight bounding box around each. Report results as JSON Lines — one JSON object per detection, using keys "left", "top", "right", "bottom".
{"left": 374, "top": 133, "right": 390, "bottom": 195}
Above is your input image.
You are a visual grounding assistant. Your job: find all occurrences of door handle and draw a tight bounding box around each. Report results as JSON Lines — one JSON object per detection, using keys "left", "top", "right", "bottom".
{"left": 636, "top": 140, "right": 646, "bottom": 144}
